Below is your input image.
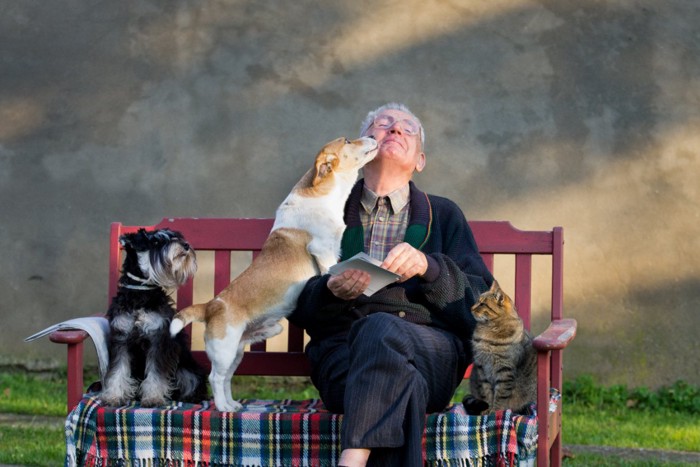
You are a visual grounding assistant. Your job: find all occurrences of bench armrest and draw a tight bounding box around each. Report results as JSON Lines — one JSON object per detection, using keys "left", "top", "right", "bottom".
{"left": 27, "top": 316, "right": 110, "bottom": 413}
{"left": 49, "top": 329, "right": 91, "bottom": 414}
{"left": 532, "top": 319, "right": 577, "bottom": 351}
{"left": 49, "top": 329, "right": 90, "bottom": 344}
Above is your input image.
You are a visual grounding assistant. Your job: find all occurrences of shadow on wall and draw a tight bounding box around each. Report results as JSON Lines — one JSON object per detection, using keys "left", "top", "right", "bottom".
{"left": 1, "top": 1, "right": 699, "bottom": 388}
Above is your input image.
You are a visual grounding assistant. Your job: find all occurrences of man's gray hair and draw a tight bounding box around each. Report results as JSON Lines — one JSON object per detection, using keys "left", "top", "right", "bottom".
{"left": 359, "top": 102, "right": 425, "bottom": 148}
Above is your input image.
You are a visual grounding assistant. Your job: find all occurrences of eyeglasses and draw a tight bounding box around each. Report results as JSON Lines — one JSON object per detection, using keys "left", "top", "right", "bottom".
{"left": 371, "top": 114, "right": 420, "bottom": 136}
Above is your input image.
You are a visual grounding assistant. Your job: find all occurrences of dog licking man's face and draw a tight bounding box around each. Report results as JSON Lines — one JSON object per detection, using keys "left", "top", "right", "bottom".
{"left": 120, "top": 229, "right": 197, "bottom": 289}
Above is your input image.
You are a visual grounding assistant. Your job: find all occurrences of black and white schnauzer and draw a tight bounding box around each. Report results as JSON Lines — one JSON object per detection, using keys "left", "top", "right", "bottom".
{"left": 100, "top": 228, "right": 208, "bottom": 407}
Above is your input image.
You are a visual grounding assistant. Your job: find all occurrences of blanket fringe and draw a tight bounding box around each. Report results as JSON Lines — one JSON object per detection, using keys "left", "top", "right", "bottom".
{"left": 426, "top": 452, "right": 521, "bottom": 467}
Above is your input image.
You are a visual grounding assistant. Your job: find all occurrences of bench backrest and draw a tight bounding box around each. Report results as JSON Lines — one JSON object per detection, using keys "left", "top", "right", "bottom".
{"left": 109, "top": 218, "right": 563, "bottom": 376}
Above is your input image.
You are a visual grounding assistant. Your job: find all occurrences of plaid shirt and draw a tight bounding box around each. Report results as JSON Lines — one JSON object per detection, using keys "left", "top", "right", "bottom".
{"left": 360, "top": 184, "right": 410, "bottom": 261}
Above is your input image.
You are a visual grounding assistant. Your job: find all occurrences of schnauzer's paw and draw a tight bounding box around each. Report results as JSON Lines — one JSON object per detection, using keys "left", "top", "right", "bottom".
{"left": 99, "top": 394, "right": 128, "bottom": 407}
{"left": 215, "top": 399, "right": 243, "bottom": 412}
{"left": 86, "top": 381, "right": 102, "bottom": 394}
{"left": 462, "top": 395, "right": 490, "bottom": 415}
{"left": 140, "top": 396, "right": 168, "bottom": 408}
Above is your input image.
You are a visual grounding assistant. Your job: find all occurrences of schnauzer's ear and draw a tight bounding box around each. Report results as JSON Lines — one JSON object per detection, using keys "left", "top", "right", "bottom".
{"left": 155, "top": 229, "right": 177, "bottom": 242}
{"left": 119, "top": 233, "right": 133, "bottom": 249}
{"left": 120, "top": 229, "right": 150, "bottom": 250}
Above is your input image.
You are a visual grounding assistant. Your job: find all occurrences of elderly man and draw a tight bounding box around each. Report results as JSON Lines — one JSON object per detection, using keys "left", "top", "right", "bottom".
{"left": 289, "top": 103, "right": 493, "bottom": 467}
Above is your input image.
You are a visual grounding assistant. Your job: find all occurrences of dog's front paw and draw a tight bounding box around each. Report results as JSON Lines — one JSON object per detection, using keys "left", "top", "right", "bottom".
{"left": 99, "top": 394, "right": 127, "bottom": 407}
{"left": 140, "top": 396, "right": 167, "bottom": 408}
{"left": 215, "top": 399, "right": 243, "bottom": 412}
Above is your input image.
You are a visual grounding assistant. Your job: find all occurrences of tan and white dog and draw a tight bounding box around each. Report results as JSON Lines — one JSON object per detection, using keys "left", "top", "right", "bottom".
{"left": 169, "top": 136, "right": 378, "bottom": 411}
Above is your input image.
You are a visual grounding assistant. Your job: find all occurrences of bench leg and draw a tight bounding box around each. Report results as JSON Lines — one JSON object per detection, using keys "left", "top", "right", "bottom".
{"left": 537, "top": 352, "right": 551, "bottom": 467}
{"left": 550, "top": 350, "right": 564, "bottom": 467}
{"left": 537, "top": 349, "right": 566, "bottom": 467}
{"left": 66, "top": 341, "right": 84, "bottom": 414}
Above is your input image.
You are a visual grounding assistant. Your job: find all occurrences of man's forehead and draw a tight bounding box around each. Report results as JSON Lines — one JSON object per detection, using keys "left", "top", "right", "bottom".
{"left": 377, "top": 109, "right": 415, "bottom": 120}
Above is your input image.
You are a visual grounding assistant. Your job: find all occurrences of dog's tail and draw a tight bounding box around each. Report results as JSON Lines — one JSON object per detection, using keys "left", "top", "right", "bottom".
{"left": 170, "top": 304, "right": 207, "bottom": 337}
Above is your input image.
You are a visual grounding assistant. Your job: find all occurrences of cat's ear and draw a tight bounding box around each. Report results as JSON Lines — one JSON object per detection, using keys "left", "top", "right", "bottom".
{"left": 491, "top": 280, "right": 505, "bottom": 305}
{"left": 497, "top": 292, "right": 505, "bottom": 306}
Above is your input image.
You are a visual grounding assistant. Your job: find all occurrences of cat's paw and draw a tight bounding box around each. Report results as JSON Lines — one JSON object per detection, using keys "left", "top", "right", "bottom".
{"left": 462, "top": 396, "right": 490, "bottom": 415}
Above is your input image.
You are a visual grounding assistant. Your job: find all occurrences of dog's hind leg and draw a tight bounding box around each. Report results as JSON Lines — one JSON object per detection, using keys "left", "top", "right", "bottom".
{"left": 223, "top": 340, "right": 247, "bottom": 410}
{"left": 206, "top": 323, "right": 245, "bottom": 412}
{"left": 219, "top": 319, "right": 285, "bottom": 408}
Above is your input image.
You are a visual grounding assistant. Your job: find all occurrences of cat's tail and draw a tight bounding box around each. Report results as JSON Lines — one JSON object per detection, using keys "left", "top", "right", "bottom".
{"left": 170, "top": 303, "right": 207, "bottom": 337}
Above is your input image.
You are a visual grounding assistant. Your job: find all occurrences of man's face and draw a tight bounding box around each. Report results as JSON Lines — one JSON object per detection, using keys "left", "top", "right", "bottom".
{"left": 363, "top": 109, "right": 426, "bottom": 175}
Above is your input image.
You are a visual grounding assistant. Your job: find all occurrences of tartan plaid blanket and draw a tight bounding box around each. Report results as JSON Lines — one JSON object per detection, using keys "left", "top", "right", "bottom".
{"left": 66, "top": 392, "right": 559, "bottom": 467}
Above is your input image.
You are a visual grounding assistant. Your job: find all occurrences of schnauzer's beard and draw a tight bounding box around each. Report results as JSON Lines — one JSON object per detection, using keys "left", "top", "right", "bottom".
{"left": 138, "top": 243, "right": 197, "bottom": 289}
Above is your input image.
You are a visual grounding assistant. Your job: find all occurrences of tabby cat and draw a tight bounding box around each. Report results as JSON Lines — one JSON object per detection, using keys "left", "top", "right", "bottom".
{"left": 463, "top": 280, "right": 537, "bottom": 415}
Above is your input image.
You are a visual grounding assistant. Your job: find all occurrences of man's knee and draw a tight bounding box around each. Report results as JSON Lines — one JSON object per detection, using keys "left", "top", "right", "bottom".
{"left": 347, "top": 313, "right": 414, "bottom": 364}
{"left": 349, "top": 312, "right": 403, "bottom": 342}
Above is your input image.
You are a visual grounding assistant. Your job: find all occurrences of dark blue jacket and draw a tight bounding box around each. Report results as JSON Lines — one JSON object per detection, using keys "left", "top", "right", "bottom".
{"left": 288, "top": 180, "right": 494, "bottom": 360}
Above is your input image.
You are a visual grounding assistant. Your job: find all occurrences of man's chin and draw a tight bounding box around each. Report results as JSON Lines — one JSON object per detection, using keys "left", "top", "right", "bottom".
{"left": 380, "top": 141, "right": 406, "bottom": 153}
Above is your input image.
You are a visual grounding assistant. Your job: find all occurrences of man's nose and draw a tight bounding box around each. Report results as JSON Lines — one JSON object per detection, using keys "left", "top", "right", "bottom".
{"left": 388, "top": 123, "right": 404, "bottom": 134}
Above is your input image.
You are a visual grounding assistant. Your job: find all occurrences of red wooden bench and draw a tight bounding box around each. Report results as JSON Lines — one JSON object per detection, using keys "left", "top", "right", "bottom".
{"left": 49, "top": 217, "right": 576, "bottom": 466}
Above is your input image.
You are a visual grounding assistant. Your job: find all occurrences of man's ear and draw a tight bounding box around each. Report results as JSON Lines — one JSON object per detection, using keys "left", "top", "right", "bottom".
{"left": 415, "top": 152, "right": 426, "bottom": 173}
{"left": 313, "top": 153, "right": 339, "bottom": 186}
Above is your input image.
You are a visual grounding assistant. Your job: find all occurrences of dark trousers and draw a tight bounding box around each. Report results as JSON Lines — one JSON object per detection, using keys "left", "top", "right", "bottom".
{"left": 307, "top": 313, "right": 467, "bottom": 467}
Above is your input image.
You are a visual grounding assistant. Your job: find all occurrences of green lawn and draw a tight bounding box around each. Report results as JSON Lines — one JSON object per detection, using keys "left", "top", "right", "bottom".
{"left": 0, "top": 425, "right": 65, "bottom": 466}
{"left": 1, "top": 371, "right": 698, "bottom": 466}
{"left": 564, "top": 405, "right": 699, "bottom": 452}
{"left": 561, "top": 453, "right": 694, "bottom": 466}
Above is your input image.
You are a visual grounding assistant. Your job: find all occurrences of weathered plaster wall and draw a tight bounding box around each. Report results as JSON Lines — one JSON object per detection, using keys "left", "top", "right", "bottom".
{"left": 2, "top": 0, "right": 698, "bottom": 387}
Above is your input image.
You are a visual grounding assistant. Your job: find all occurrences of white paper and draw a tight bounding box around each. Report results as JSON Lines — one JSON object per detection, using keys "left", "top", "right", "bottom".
{"left": 25, "top": 316, "right": 110, "bottom": 385}
{"left": 328, "top": 252, "right": 400, "bottom": 296}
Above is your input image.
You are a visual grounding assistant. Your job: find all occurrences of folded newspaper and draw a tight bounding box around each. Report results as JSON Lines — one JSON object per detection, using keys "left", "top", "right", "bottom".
{"left": 328, "top": 252, "right": 400, "bottom": 296}
{"left": 24, "top": 316, "right": 110, "bottom": 385}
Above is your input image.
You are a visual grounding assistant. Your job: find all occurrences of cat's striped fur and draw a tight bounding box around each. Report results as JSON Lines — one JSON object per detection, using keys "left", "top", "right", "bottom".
{"left": 463, "top": 281, "right": 537, "bottom": 415}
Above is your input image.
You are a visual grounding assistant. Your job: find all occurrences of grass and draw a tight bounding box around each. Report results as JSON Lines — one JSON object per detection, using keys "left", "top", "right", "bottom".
{"left": 0, "top": 371, "right": 69, "bottom": 417}
{"left": 560, "top": 453, "right": 694, "bottom": 466}
{"left": 565, "top": 405, "right": 699, "bottom": 452}
{"left": 1, "top": 371, "right": 698, "bottom": 466}
{"left": 0, "top": 425, "right": 65, "bottom": 466}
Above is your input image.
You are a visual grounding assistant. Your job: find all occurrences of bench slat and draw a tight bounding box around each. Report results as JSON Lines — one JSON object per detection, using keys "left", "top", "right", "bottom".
{"left": 515, "top": 253, "right": 533, "bottom": 330}
{"left": 470, "top": 221, "right": 554, "bottom": 253}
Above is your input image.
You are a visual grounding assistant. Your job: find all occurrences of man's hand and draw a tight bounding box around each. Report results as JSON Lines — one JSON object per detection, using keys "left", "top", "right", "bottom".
{"left": 381, "top": 242, "right": 428, "bottom": 282}
{"left": 328, "top": 243, "right": 427, "bottom": 298}
{"left": 327, "top": 269, "right": 371, "bottom": 300}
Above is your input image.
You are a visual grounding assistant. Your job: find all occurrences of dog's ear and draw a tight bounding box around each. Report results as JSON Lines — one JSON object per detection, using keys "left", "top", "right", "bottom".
{"left": 120, "top": 229, "right": 149, "bottom": 250}
{"left": 119, "top": 233, "right": 134, "bottom": 249}
{"left": 312, "top": 153, "right": 339, "bottom": 186}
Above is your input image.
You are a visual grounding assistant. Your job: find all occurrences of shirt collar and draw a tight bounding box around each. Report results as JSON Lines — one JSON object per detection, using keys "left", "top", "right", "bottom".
{"left": 360, "top": 184, "right": 410, "bottom": 215}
